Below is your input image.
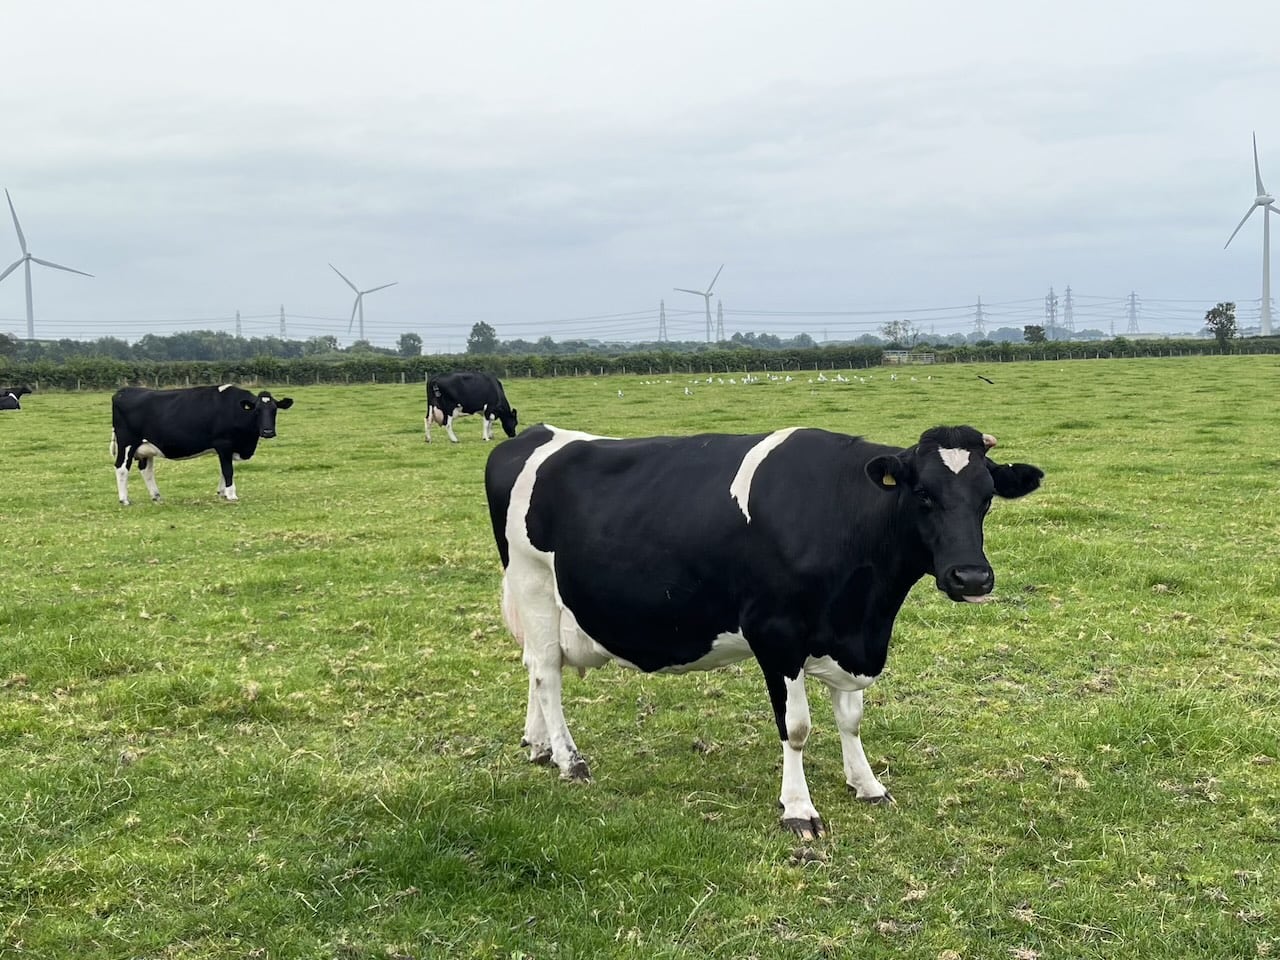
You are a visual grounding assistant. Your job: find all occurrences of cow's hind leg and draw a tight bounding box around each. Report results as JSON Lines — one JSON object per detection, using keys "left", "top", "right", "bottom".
{"left": 511, "top": 573, "right": 589, "bottom": 780}
{"left": 830, "top": 688, "right": 891, "bottom": 803}
{"left": 138, "top": 457, "right": 162, "bottom": 502}
{"left": 113, "top": 438, "right": 133, "bottom": 505}
{"left": 768, "top": 670, "right": 825, "bottom": 839}
{"left": 521, "top": 672, "right": 553, "bottom": 765}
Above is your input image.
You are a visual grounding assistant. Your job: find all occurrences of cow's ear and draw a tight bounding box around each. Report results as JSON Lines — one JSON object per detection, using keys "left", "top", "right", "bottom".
{"left": 987, "top": 460, "right": 1043, "bottom": 499}
{"left": 510, "top": 408, "right": 518, "bottom": 419}
{"left": 866, "top": 454, "right": 914, "bottom": 492}
{"left": 240, "top": 399, "right": 255, "bottom": 412}
{"left": 276, "top": 397, "right": 294, "bottom": 409}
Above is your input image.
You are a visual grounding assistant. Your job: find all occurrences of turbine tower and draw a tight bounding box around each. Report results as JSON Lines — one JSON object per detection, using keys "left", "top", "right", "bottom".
{"left": 674, "top": 263, "right": 724, "bottom": 343}
{"left": 330, "top": 263, "right": 397, "bottom": 341}
{"left": 1225, "top": 132, "right": 1279, "bottom": 336}
{"left": 0, "top": 189, "right": 94, "bottom": 339}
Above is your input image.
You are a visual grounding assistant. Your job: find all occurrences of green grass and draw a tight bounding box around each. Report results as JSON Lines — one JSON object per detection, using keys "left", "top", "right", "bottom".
{"left": 2, "top": 356, "right": 1278, "bottom": 958}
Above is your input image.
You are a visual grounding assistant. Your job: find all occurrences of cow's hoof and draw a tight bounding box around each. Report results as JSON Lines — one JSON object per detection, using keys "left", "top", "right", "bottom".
{"left": 853, "top": 789, "right": 895, "bottom": 805}
{"left": 526, "top": 746, "right": 553, "bottom": 766}
{"left": 120, "top": 499, "right": 131, "bottom": 507}
{"left": 781, "top": 816, "right": 826, "bottom": 840}
{"left": 565, "top": 758, "right": 592, "bottom": 782}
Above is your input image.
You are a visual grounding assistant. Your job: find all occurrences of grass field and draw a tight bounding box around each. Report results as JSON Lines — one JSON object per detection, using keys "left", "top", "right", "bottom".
{"left": 2, "top": 356, "right": 1278, "bottom": 959}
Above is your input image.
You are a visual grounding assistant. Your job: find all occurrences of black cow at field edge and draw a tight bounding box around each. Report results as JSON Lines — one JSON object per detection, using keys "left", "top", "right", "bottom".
{"left": 1, "top": 385, "right": 32, "bottom": 410}
{"left": 425, "top": 371, "right": 518, "bottom": 443}
{"left": 111, "top": 384, "right": 294, "bottom": 505}
{"left": 485, "top": 423, "right": 1043, "bottom": 837}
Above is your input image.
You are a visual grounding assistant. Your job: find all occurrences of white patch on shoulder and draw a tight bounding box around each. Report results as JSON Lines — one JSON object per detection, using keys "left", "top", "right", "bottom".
{"left": 217, "top": 384, "right": 234, "bottom": 392}
{"left": 730, "top": 427, "right": 800, "bottom": 522}
{"left": 938, "top": 447, "right": 970, "bottom": 474}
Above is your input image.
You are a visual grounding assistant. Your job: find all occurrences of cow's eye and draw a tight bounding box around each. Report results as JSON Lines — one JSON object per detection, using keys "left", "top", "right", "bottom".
{"left": 913, "top": 488, "right": 933, "bottom": 508}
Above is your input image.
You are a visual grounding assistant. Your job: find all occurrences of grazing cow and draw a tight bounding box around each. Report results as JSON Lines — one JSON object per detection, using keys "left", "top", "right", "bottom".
{"left": 425, "top": 372, "right": 518, "bottom": 443}
{"left": 1, "top": 385, "right": 31, "bottom": 410}
{"left": 110, "top": 384, "right": 294, "bottom": 505}
{"left": 485, "top": 424, "right": 1042, "bottom": 837}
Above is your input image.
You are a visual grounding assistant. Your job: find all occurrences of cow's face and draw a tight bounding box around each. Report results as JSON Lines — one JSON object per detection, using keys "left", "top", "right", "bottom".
{"left": 498, "top": 406, "right": 519, "bottom": 438}
{"left": 866, "top": 426, "right": 1042, "bottom": 602}
{"left": 243, "top": 391, "right": 295, "bottom": 439}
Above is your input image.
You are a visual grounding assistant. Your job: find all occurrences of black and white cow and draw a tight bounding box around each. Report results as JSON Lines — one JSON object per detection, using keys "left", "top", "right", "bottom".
{"left": 1, "top": 385, "right": 31, "bottom": 410}
{"left": 111, "top": 384, "right": 294, "bottom": 505}
{"left": 425, "top": 372, "right": 518, "bottom": 443}
{"left": 485, "top": 424, "right": 1042, "bottom": 837}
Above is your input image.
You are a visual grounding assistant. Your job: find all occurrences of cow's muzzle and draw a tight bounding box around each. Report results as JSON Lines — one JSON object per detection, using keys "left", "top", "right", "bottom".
{"left": 939, "top": 565, "right": 995, "bottom": 604}
{"left": 260, "top": 429, "right": 277, "bottom": 439}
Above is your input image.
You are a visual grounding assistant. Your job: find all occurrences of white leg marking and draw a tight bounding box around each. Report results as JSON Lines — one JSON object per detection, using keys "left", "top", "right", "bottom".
{"left": 779, "top": 674, "right": 822, "bottom": 825}
{"left": 445, "top": 416, "right": 460, "bottom": 444}
{"left": 830, "top": 688, "right": 889, "bottom": 799}
{"left": 938, "top": 447, "right": 971, "bottom": 474}
{"left": 115, "top": 462, "right": 131, "bottom": 505}
{"left": 140, "top": 460, "right": 161, "bottom": 502}
{"left": 222, "top": 481, "right": 238, "bottom": 502}
{"left": 729, "top": 428, "right": 800, "bottom": 522}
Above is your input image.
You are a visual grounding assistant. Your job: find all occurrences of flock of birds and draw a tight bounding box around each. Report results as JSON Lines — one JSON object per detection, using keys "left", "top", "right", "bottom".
{"left": 619, "top": 371, "right": 938, "bottom": 398}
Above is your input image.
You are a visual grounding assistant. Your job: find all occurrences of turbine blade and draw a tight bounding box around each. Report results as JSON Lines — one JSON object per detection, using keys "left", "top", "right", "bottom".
{"left": 30, "top": 256, "right": 93, "bottom": 277}
{"left": 0, "top": 259, "right": 21, "bottom": 283}
{"left": 673, "top": 287, "right": 703, "bottom": 295}
{"left": 1255, "top": 132, "right": 1266, "bottom": 197}
{"left": 1225, "top": 205, "right": 1258, "bottom": 248}
{"left": 706, "top": 263, "right": 724, "bottom": 293}
{"left": 330, "top": 263, "right": 359, "bottom": 292}
{"left": 5, "top": 190, "right": 28, "bottom": 255}
{"left": 349, "top": 295, "right": 361, "bottom": 329}
{"left": 363, "top": 281, "right": 397, "bottom": 294}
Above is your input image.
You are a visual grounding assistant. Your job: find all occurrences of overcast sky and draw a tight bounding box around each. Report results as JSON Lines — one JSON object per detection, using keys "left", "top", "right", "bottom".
{"left": 3, "top": 1, "right": 1279, "bottom": 350}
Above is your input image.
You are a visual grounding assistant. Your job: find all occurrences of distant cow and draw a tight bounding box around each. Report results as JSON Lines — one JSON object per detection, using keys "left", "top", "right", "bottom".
{"left": 111, "top": 384, "right": 295, "bottom": 505}
{"left": 1, "top": 385, "right": 31, "bottom": 410}
{"left": 425, "top": 372, "right": 518, "bottom": 443}
{"left": 486, "top": 424, "right": 1042, "bottom": 837}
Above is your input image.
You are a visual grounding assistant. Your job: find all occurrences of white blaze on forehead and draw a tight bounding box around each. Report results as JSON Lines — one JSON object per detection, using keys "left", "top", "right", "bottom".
{"left": 730, "top": 427, "right": 800, "bottom": 523}
{"left": 938, "top": 448, "right": 970, "bottom": 474}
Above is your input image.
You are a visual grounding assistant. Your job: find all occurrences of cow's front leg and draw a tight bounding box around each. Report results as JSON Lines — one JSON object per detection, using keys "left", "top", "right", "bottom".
{"left": 830, "top": 687, "right": 892, "bottom": 803}
{"left": 139, "top": 457, "right": 162, "bottom": 502}
{"left": 767, "top": 670, "right": 825, "bottom": 839}
{"left": 482, "top": 415, "right": 493, "bottom": 441}
{"left": 216, "top": 450, "right": 238, "bottom": 501}
{"left": 444, "top": 415, "right": 460, "bottom": 444}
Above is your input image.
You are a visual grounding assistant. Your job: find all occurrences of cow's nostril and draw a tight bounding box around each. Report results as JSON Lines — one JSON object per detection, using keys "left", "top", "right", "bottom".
{"left": 947, "top": 565, "right": 994, "bottom": 595}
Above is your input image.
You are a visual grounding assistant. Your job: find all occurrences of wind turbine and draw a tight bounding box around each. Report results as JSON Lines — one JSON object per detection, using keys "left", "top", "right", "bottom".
{"left": 1, "top": 189, "right": 94, "bottom": 340}
{"left": 329, "top": 263, "right": 397, "bottom": 341}
{"left": 674, "top": 263, "right": 724, "bottom": 343}
{"left": 1224, "top": 132, "right": 1279, "bottom": 336}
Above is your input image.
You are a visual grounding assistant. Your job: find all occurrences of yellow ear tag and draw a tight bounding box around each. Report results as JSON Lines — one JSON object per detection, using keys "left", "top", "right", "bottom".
{"left": 882, "top": 473, "right": 896, "bottom": 486}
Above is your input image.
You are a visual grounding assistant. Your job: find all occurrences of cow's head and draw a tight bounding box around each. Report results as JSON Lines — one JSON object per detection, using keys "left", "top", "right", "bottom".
{"left": 8, "top": 386, "right": 31, "bottom": 398}
{"left": 866, "top": 425, "right": 1042, "bottom": 603}
{"left": 498, "top": 406, "right": 519, "bottom": 438}
{"left": 240, "top": 390, "right": 295, "bottom": 439}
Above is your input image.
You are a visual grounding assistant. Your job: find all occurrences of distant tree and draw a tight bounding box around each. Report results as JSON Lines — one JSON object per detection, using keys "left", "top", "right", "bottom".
{"left": 1023, "top": 324, "right": 1047, "bottom": 344}
{"left": 0, "top": 333, "right": 15, "bottom": 358}
{"left": 1204, "top": 302, "right": 1236, "bottom": 348}
{"left": 467, "top": 321, "right": 499, "bottom": 355}
{"left": 304, "top": 335, "right": 339, "bottom": 355}
{"left": 880, "top": 319, "right": 917, "bottom": 347}
{"left": 788, "top": 332, "right": 816, "bottom": 349}
{"left": 397, "top": 332, "right": 422, "bottom": 357}
{"left": 348, "top": 339, "right": 375, "bottom": 353}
